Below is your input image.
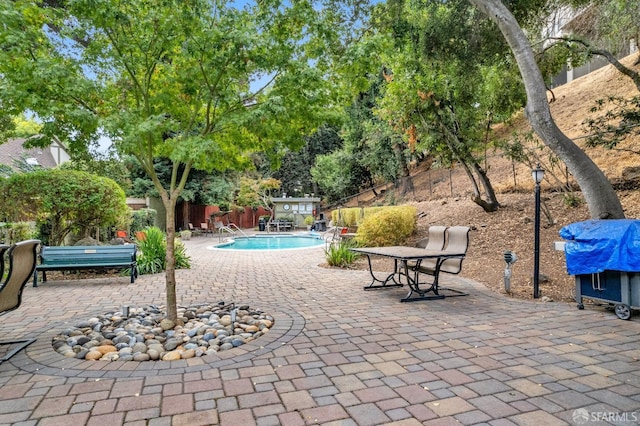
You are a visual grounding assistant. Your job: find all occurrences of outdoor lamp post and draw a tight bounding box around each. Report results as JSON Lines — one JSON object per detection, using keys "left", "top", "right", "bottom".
{"left": 532, "top": 164, "right": 545, "bottom": 298}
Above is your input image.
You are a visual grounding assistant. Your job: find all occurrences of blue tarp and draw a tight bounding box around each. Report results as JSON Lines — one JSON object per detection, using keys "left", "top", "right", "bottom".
{"left": 560, "top": 219, "right": 640, "bottom": 275}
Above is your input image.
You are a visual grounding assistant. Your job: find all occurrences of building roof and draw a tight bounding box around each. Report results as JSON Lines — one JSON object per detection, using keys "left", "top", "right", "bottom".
{"left": 0, "top": 137, "right": 64, "bottom": 171}
{"left": 272, "top": 197, "right": 321, "bottom": 203}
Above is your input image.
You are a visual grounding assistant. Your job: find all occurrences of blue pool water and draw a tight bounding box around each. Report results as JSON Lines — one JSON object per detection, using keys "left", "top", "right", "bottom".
{"left": 212, "top": 235, "right": 324, "bottom": 250}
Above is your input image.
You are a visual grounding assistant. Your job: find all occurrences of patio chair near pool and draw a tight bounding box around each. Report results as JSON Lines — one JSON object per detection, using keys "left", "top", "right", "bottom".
{"left": 200, "top": 222, "right": 213, "bottom": 237}
{"left": 188, "top": 223, "right": 202, "bottom": 237}
{"left": 0, "top": 239, "right": 41, "bottom": 364}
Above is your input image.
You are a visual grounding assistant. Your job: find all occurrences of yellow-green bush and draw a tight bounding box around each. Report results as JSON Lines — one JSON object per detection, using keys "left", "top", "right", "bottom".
{"left": 355, "top": 206, "right": 417, "bottom": 247}
{"left": 331, "top": 208, "right": 358, "bottom": 226}
{"left": 331, "top": 206, "right": 387, "bottom": 227}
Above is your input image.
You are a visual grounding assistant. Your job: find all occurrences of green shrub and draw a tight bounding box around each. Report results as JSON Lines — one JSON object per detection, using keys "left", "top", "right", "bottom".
{"left": 0, "top": 169, "right": 130, "bottom": 245}
{"left": 339, "top": 208, "right": 360, "bottom": 226}
{"left": 355, "top": 206, "right": 417, "bottom": 247}
{"left": 173, "top": 241, "right": 191, "bottom": 270}
{"left": 331, "top": 206, "right": 386, "bottom": 227}
{"left": 0, "top": 222, "right": 36, "bottom": 244}
{"left": 563, "top": 193, "right": 583, "bottom": 208}
{"left": 36, "top": 218, "right": 52, "bottom": 246}
{"left": 384, "top": 190, "right": 397, "bottom": 206}
{"left": 325, "top": 240, "right": 359, "bottom": 267}
{"left": 131, "top": 209, "right": 157, "bottom": 234}
{"left": 136, "top": 226, "right": 190, "bottom": 275}
{"left": 304, "top": 215, "right": 315, "bottom": 226}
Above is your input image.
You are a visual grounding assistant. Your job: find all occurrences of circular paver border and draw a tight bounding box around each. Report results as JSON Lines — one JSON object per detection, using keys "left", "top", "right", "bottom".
{"left": 9, "top": 304, "right": 305, "bottom": 378}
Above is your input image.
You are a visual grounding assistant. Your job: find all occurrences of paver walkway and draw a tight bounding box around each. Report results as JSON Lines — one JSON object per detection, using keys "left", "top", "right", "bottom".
{"left": 0, "top": 235, "right": 639, "bottom": 426}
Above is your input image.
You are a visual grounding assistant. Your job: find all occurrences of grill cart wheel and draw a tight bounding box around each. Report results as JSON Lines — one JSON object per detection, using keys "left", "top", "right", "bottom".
{"left": 614, "top": 304, "right": 632, "bottom": 320}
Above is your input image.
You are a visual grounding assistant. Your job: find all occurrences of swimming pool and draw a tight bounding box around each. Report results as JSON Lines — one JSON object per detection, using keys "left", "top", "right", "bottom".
{"left": 211, "top": 234, "right": 324, "bottom": 250}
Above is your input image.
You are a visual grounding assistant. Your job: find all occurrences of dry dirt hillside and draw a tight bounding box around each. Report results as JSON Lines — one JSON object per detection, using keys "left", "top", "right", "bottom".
{"left": 352, "top": 54, "right": 640, "bottom": 305}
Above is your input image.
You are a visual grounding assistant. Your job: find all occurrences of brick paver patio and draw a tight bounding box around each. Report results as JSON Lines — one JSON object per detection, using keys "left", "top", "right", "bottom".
{"left": 1, "top": 235, "right": 638, "bottom": 425}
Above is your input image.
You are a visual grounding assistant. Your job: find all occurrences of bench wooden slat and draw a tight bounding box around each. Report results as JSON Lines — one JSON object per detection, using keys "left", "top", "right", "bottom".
{"left": 34, "top": 245, "right": 137, "bottom": 287}
{"left": 38, "top": 261, "right": 134, "bottom": 268}
{"left": 41, "top": 255, "right": 134, "bottom": 262}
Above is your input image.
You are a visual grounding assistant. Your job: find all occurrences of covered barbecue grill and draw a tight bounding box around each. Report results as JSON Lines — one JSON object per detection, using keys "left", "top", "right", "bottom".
{"left": 560, "top": 219, "right": 640, "bottom": 320}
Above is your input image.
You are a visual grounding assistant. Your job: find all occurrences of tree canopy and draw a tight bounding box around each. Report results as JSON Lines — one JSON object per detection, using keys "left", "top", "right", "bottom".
{"left": 0, "top": 0, "right": 339, "bottom": 320}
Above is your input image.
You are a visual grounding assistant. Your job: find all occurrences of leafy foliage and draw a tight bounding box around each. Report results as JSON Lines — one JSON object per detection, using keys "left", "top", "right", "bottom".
{"left": 583, "top": 95, "right": 640, "bottom": 154}
{"left": 0, "top": 222, "right": 36, "bottom": 245}
{"left": 311, "top": 79, "right": 402, "bottom": 205}
{"left": 355, "top": 206, "right": 417, "bottom": 247}
{"left": 12, "top": 115, "right": 42, "bottom": 138}
{"left": 331, "top": 206, "right": 386, "bottom": 227}
{"left": 274, "top": 125, "right": 343, "bottom": 197}
{"left": 311, "top": 150, "right": 363, "bottom": 204}
{"left": 0, "top": 169, "right": 130, "bottom": 246}
{"left": 125, "top": 156, "right": 236, "bottom": 205}
{"left": 60, "top": 157, "right": 132, "bottom": 195}
{"left": 235, "top": 177, "right": 281, "bottom": 218}
{"left": 373, "top": 1, "right": 527, "bottom": 211}
{"left": 136, "top": 227, "right": 190, "bottom": 275}
{"left": 324, "top": 239, "right": 360, "bottom": 268}
{"left": 131, "top": 209, "right": 157, "bottom": 234}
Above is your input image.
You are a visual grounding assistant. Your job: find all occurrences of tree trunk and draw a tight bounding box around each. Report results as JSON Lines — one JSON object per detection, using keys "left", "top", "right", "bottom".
{"left": 182, "top": 201, "right": 189, "bottom": 231}
{"left": 162, "top": 193, "right": 178, "bottom": 322}
{"left": 459, "top": 158, "right": 500, "bottom": 212}
{"left": 398, "top": 175, "right": 415, "bottom": 196}
{"left": 423, "top": 111, "right": 501, "bottom": 212}
{"left": 471, "top": 161, "right": 500, "bottom": 212}
{"left": 469, "top": 0, "right": 625, "bottom": 219}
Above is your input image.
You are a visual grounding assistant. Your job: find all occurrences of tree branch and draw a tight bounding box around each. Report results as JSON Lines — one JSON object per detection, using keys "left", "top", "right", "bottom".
{"left": 545, "top": 36, "right": 640, "bottom": 91}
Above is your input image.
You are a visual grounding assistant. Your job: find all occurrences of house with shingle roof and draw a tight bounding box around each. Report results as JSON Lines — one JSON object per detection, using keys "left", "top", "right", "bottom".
{"left": 0, "top": 137, "right": 70, "bottom": 175}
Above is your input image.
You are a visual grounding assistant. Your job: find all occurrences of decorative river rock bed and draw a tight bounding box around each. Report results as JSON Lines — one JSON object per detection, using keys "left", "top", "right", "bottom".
{"left": 52, "top": 303, "right": 274, "bottom": 361}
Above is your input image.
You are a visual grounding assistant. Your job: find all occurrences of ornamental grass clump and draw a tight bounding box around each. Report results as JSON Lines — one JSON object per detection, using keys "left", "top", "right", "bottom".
{"left": 355, "top": 206, "right": 417, "bottom": 247}
{"left": 325, "top": 239, "right": 359, "bottom": 267}
{"left": 136, "top": 226, "right": 190, "bottom": 275}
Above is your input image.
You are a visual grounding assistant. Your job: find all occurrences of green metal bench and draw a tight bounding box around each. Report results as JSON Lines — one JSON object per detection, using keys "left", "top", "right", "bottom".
{"left": 33, "top": 245, "right": 137, "bottom": 287}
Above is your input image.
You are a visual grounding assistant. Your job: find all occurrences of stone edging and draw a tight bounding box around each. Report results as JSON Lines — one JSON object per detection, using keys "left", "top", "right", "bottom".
{"left": 8, "top": 305, "right": 305, "bottom": 378}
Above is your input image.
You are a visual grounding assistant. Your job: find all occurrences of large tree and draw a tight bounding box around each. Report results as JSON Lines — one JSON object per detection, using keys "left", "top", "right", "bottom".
{"left": 469, "top": 0, "right": 625, "bottom": 219}
{"left": 0, "top": 0, "right": 334, "bottom": 320}
{"left": 366, "top": 0, "right": 530, "bottom": 211}
{"left": 274, "top": 125, "right": 343, "bottom": 197}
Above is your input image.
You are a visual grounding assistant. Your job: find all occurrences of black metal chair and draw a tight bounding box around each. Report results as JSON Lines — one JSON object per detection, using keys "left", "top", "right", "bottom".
{"left": 0, "top": 239, "right": 41, "bottom": 364}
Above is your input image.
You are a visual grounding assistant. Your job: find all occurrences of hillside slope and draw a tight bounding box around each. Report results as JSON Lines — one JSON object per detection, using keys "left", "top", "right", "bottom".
{"left": 355, "top": 54, "right": 640, "bottom": 304}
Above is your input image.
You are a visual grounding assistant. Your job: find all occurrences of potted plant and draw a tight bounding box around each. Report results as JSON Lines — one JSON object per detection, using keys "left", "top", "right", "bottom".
{"left": 180, "top": 229, "right": 192, "bottom": 240}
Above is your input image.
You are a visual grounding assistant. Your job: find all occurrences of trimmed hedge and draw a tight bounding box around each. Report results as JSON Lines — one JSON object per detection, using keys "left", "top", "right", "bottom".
{"left": 330, "top": 206, "right": 386, "bottom": 227}
{"left": 354, "top": 206, "right": 417, "bottom": 247}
